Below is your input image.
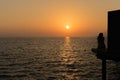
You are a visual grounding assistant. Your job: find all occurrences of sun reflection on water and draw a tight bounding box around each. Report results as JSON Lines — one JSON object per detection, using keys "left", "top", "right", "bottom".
{"left": 59, "top": 36, "right": 80, "bottom": 79}
{"left": 60, "top": 36, "right": 76, "bottom": 65}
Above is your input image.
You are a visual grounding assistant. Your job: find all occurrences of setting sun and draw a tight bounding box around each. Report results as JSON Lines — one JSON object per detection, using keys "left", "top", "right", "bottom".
{"left": 66, "top": 25, "right": 70, "bottom": 30}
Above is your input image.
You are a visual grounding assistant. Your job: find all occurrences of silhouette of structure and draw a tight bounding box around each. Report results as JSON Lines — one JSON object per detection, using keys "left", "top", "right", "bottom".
{"left": 108, "top": 10, "right": 120, "bottom": 56}
{"left": 92, "top": 9, "right": 120, "bottom": 80}
{"left": 97, "top": 10, "right": 120, "bottom": 60}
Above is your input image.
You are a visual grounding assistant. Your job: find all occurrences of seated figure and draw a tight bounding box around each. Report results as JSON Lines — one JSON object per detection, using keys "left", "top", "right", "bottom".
{"left": 92, "top": 33, "right": 106, "bottom": 54}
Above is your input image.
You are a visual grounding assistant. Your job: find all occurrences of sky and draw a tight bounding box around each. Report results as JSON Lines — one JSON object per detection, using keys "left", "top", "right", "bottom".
{"left": 0, "top": 0, "right": 120, "bottom": 37}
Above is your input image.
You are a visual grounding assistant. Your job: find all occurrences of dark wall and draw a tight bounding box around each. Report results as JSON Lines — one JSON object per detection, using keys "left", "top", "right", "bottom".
{"left": 108, "top": 10, "right": 120, "bottom": 54}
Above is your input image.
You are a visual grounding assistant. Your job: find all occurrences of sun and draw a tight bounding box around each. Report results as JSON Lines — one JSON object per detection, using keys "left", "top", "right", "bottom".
{"left": 66, "top": 25, "right": 70, "bottom": 30}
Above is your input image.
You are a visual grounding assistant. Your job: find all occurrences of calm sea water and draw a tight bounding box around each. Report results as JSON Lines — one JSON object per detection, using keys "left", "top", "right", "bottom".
{"left": 0, "top": 37, "right": 120, "bottom": 80}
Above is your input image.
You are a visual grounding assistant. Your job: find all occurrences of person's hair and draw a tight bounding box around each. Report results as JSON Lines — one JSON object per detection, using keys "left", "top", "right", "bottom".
{"left": 99, "top": 33, "right": 103, "bottom": 37}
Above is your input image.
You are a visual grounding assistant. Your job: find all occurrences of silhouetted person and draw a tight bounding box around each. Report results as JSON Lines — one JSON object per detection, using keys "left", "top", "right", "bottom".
{"left": 92, "top": 33, "right": 106, "bottom": 53}
{"left": 97, "top": 33, "right": 106, "bottom": 52}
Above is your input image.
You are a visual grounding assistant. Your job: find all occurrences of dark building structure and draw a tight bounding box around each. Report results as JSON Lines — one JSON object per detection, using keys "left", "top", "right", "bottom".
{"left": 94, "top": 10, "right": 120, "bottom": 80}
{"left": 108, "top": 10, "right": 120, "bottom": 55}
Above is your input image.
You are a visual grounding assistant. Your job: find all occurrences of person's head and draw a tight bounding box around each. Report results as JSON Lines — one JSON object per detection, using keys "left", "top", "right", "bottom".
{"left": 99, "top": 33, "right": 103, "bottom": 37}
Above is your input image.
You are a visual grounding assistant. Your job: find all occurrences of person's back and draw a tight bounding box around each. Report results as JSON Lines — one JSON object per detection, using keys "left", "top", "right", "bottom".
{"left": 97, "top": 33, "right": 106, "bottom": 52}
{"left": 91, "top": 33, "right": 106, "bottom": 53}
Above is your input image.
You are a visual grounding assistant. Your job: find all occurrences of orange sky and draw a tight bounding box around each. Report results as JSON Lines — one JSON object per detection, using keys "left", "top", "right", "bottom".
{"left": 0, "top": 0, "right": 120, "bottom": 37}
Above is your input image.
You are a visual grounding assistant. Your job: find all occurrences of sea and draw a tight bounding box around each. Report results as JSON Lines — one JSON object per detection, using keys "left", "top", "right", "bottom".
{"left": 0, "top": 37, "right": 120, "bottom": 80}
